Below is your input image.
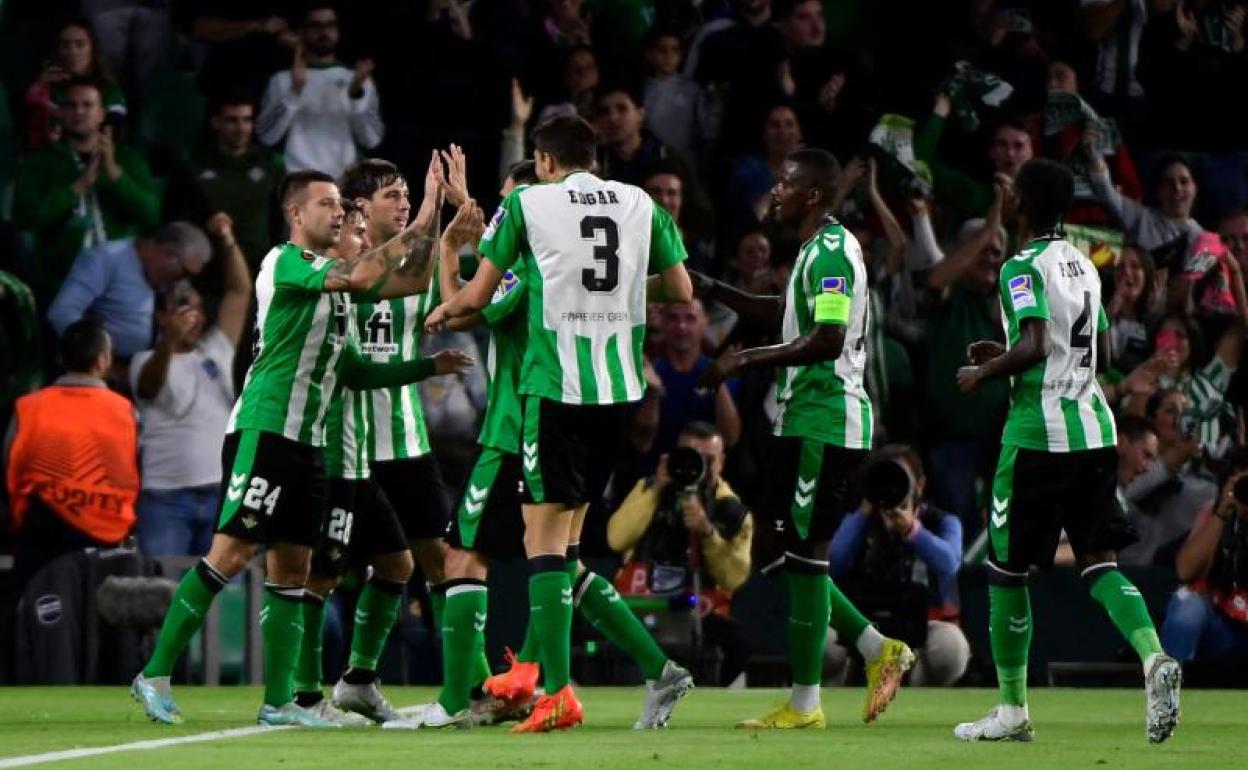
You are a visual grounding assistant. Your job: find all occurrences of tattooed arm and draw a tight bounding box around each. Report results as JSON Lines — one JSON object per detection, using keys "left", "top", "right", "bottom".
{"left": 374, "top": 227, "right": 438, "bottom": 298}
{"left": 322, "top": 220, "right": 431, "bottom": 293}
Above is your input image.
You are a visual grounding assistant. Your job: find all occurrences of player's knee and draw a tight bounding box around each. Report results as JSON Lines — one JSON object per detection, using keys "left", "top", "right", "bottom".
{"left": 986, "top": 559, "right": 1029, "bottom": 587}
{"left": 1074, "top": 551, "right": 1117, "bottom": 577}
{"left": 266, "top": 546, "right": 311, "bottom": 586}
{"left": 305, "top": 573, "right": 339, "bottom": 598}
{"left": 205, "top": 535, "right": 256, "bottom": 578}
{"left": 443, "top": 548, "right": 487, "bottom": 581}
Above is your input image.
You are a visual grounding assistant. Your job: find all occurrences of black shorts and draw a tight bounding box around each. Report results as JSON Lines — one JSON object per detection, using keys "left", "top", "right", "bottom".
{"left": 215, "top": 430, "right": 327, "bottom": 547}
{"left": 760, "top": 434, "right": 870, "bottom": 569}
{"left": 446, "top": 446, "right": 527, "bottom": 561}
{"left": 311, "top": 477, "right": 410, "bottom": 578}
{"left": 521, "top": 396, "right": 628, "bottom": 507}
{"left": 372, "top": 455, "right": 452, "bottom": 540}
{"left": 988, "top": 445, "right": 1137, "bottom": 572}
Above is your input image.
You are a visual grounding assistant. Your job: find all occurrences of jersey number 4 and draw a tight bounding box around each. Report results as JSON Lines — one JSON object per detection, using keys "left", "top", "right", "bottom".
{"left": 580, "top": 216, "right": 619, "bottom": 293}
{"left": 1070, "top": 290, "right": 1093, "bottom": 368}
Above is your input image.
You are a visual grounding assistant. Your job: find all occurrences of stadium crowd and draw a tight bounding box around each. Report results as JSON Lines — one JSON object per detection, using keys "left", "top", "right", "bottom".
{"left": 3, "top": 0, "right": 1248, "bottom": 689}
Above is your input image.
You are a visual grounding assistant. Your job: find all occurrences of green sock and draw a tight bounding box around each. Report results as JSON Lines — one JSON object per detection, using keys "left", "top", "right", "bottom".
{"left": 988, "top": 584, "right": 1032, "bottom": 706}
{"left": 576, "top": 570, "right": 667, "bottom": 680}
{"left": 472, "top": 649, "right": 492, "bottom": 687}
{"left": 348, "top": 578, "right": 403, "bottom": 672}
{"left": 827, "top": 577, "right": 870, "bottom": 645}
{"left": 516, "top": 617, "right": 540, "bottom": 663}
{"left": 437, "top": 585, "right": 488, "bottom": 713}
{"left": 529, "top": 568, "right": 573, "bottom": 692}
{"left": 293, "top": 593, "right": 326, "bottom": 694}
{"left": 143, "top": 561, "right": 224, "bottom": 677}
{"left": 788, "top": 572, "right": 832, "bottom": 686}
{"left": 261, "top": 585, "right": 305, "bottom": 707}
{"left": 1089, "top": 569, "right": 1163, "bottom": 662}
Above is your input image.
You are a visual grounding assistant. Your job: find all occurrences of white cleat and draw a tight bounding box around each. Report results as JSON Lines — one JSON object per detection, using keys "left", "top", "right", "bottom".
{"left": 257, "top": 702, "right": 342, "bottom": 728}
{"left": 381, "top": 702, "right": 471, "bottom": 730}
{"left": 307, "top": 698, "right": 370, "bottom": 726}
{"left": 634, "top": 660, "right": 694, "bottom": 730}
{"left": 954, "top": 706, "right": 1034, "bottom": 742}
{"left": 333, "top": 680, "right": 401, "bottom": 723}
{"left": 1145, "top": 655, "right": 1182, "bottom": 744}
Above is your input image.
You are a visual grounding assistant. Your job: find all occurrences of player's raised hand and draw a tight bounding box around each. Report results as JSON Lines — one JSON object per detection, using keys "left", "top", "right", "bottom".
{"left": 443, "top": 199, "right": 484, "bottom": 248}
{"left": 432, "top": 348, "right": 474, "bottom": 374}
{"left": 425, "top": 149, "right": 446, "bottom": 202}
{"left": 425, "top": 302, "right": 451, "bottom": 333}
{"left": 700, "top": 346, "right": 741, "bottom": 391}
{"left": 956, "top": 365, "right": 982, "bottom": 393}
{"left": 440, "top": 144, "right": 470, "bottom": 208}
{"left": 966, "top": 339, "right": 1005, "bottom": 365}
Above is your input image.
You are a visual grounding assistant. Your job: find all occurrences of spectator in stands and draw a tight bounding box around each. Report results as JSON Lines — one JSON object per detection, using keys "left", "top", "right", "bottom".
{"left": 533, "top": 45, "right": 599, "bottom": 125}
{"left": 24, "top": 19, "right": 126, "bottom": 150}
{"left": 47, "top": 222, "right": 212, "bottom": 364}
{"left": 643, "top": 27, "right": 711, "bottom": 164}
{"left": 645, "top": 300, "right": 741, "bottom": 462}
{"left": 177, "top": 1, "right": 299, "bottom": 101}
{"left": 1080, "top": 0, "right": 1148, "bottom": 127}
{"left": 727, "top": 102, "right": 804, "bottom": 222}
{"left": 1116, "top": 415, "right": 1160, "bottom": 566}
{"left": 1105, "top": 244, "right": 1162, "bottom": 377}
{"left": 128, "top": 214, "right": 250, "bottom": 557}
{"left": 705, "top": 228, "right": 778, "bottom": 347}
{"left": 0, "top": 271, "right": 42, "bottom": 423}
{"left": 916, "top": 92, "right": 1033, "bottom": 225}
{"left": 12, "top": 76, "right": 159, "bottom": 305}
{"left": 1219, "top": 208, "right": 1248, "bottom": 271}
{"left": 608, "top": 421, "right": 754, "bottom": 686}
{"left": 257, "top": 4, "right": 384, "bottom": 179}
{"left": 594, "top": 82, "right": 711, "bottom": 233}
{"left": 828, "top": 445, "right": 968, "bottom": 686}
{"left": 644, "top": 165, "right": 714, "bottom": 274}
{"left": 81, "top": 0, "right": 173, "bottom": 106}
{"left": 921, "top": 183, "right": 1011, "bottom": 536}
{"left": 1162, "top": 447, "right": 1248, "bottom": 661}
{"left": 1089, "top": 153, "right": 1203, "bottom": 252}
{"left": 163, "top": 92, "right": 284, "bottom": 274}
{"left": 2, "top": 318, "right": 138, "bottom": 589}
{"left": 1120, "top": 388, "right": 1216, "bottom": 566}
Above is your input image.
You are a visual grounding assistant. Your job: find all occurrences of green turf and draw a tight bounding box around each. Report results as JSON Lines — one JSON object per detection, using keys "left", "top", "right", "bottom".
{"left": 0, "top": 686, "right": 1238, "bottom": 769}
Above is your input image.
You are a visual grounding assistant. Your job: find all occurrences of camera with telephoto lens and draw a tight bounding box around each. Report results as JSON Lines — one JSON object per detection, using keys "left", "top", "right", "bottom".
{"left": 642, "top": 447, "right": 708, "bottom": 594}
{"left": 863, "top": 457, "right": 913, "bottom": 511}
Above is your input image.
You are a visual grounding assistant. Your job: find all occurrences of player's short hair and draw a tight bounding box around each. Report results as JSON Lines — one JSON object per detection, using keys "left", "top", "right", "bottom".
{"left": 507, "top": 160, "right": 539, "bottom": 186}
{"left": 209, "top": 89, "right": 255, "bottom": 116}
{"left": 279, "top": 169, "right": 336, "bottom": 209}
{"left": 340, "top": 158, "right": 405, "bottom": 202}
{"left": 1118, "top": 415, "right": 1157, "bottom": 444}
{"left": 59, "top": 317, "right": 109, "bottom": 373}
{"left": 1014, "top": 158, "right": 1074, "bottom": 232}
{"left": 62, "top": 74, "right": 104, "bottom": 102}
{"left": 532, "top": 115, "right": 597, "bottom": 170}
{"left": 679, "top": 421, "right": 721, "bottom": 443}
{"left": 788, "top": 147, "right": 841, "bottom": 199}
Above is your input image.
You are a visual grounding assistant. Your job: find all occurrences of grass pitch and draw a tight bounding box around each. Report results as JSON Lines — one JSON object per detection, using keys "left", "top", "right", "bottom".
{"left": 0, "top": 686, "right": 1239, "bottom": 769}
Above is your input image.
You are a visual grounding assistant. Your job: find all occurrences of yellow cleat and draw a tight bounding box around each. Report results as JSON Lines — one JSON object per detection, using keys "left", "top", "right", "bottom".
{"left": 863, "top": 638, "right": 915, "bottom": 723}
{"left": 738, "top": 702, "right": 826, "bottom": 730}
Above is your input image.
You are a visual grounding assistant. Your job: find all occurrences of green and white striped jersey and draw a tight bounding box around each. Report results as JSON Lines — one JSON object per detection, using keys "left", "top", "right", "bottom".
{"left": 999, "top": 236, "right": 1116, "bottom": 452}
{"left": 352, "top": 275, "right": 439, "bottom": 461}
{"left": 478, "top": 263, "right": 528, "bottom": 453}
{"left": 323, "top": 387, "right": 371, "bottom": 480}
{"left": 774, "top": 221, "right": 873, "bottom": 449}
{"left": 226, "top": 243, "right": 347, "bottom": 447}
{"left": 479, "top": 170, "right": 686, "bottom": 405}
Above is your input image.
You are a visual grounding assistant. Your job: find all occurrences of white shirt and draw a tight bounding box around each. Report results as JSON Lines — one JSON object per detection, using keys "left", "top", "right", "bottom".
{"left": 129, "top": 327, "right": 236, "bottom": 489}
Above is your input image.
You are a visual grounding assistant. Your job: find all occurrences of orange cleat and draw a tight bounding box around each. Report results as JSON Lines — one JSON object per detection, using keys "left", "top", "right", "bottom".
{"left": 484, "top": 647, "right": 541, "bottom": 704}
{"left": 510, "top": 685, "right": 583, "bottom": 733}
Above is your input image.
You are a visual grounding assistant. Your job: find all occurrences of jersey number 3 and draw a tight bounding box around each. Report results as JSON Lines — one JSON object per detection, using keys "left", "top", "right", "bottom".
{"left": 580, "top": 216, "right": 619, "bottom": 293}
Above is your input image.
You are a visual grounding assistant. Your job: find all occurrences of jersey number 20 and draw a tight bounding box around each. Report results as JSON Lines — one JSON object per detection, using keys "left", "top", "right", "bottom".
{"left": 580, "top": 216, "right": 619, "bottom": 293}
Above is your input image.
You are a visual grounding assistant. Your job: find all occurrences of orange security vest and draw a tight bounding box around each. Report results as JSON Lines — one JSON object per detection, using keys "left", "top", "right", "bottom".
{"left": 6, "top": 383, "right": 138, "bottom": 543}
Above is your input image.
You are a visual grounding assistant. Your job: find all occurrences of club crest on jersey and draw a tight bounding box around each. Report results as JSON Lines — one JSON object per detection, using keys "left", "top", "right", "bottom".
{"left": 491, "top": 270, "right": 520, "bottom": 302}
{"left": 821, "top": 277, "right": 847, "bottom": 295}
{"left": 1008, "top": 275, "right": 1036, "bottom": 310}
{"left": 482, "top": 205, "right": 506, "bottom": 240}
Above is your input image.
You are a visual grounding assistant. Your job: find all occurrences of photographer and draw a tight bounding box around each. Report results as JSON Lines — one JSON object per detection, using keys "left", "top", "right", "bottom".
{"left": 827, "top": 445, "right": 968, "bottom": 686}
{"left": 607, "top": 421, "right": 753, "bottom": 685}
{"left": 1160, "top": 447, "right": 1248, "bottom": 661}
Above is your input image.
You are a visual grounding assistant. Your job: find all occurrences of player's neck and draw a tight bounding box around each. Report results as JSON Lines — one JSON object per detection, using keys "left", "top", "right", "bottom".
{"left": 799, "top": 209, "right": 838, "bottom": 242}
{"left": 288, "top": 233, "right": 323, "bottom": 254}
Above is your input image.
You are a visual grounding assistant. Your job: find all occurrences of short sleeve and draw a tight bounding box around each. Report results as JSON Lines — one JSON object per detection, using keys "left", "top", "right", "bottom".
{"left": 806, "top": 235, "right": 855, "bottom": 326}
{"left": 479, "top": 190, "right": 527, "bottom": 272}
{"left": 1097, "top": 303, "right": 1109, "bottom": 333}
{"left": 481, "top": 265, "right": 525, "bottom": 326}
{"left": 999, "top": 258, "right": 1049, "bottom": 322}
{"left": 273, "top": 244, "right": 333, "bottom": 292}
{"left": 648, "top": 203, "right": 687, "bottom": 272}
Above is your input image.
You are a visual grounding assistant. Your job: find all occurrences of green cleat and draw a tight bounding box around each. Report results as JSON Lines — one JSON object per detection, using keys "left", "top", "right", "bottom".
{"left": 131, "top": 673, "right": 183, "bottom": 725}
